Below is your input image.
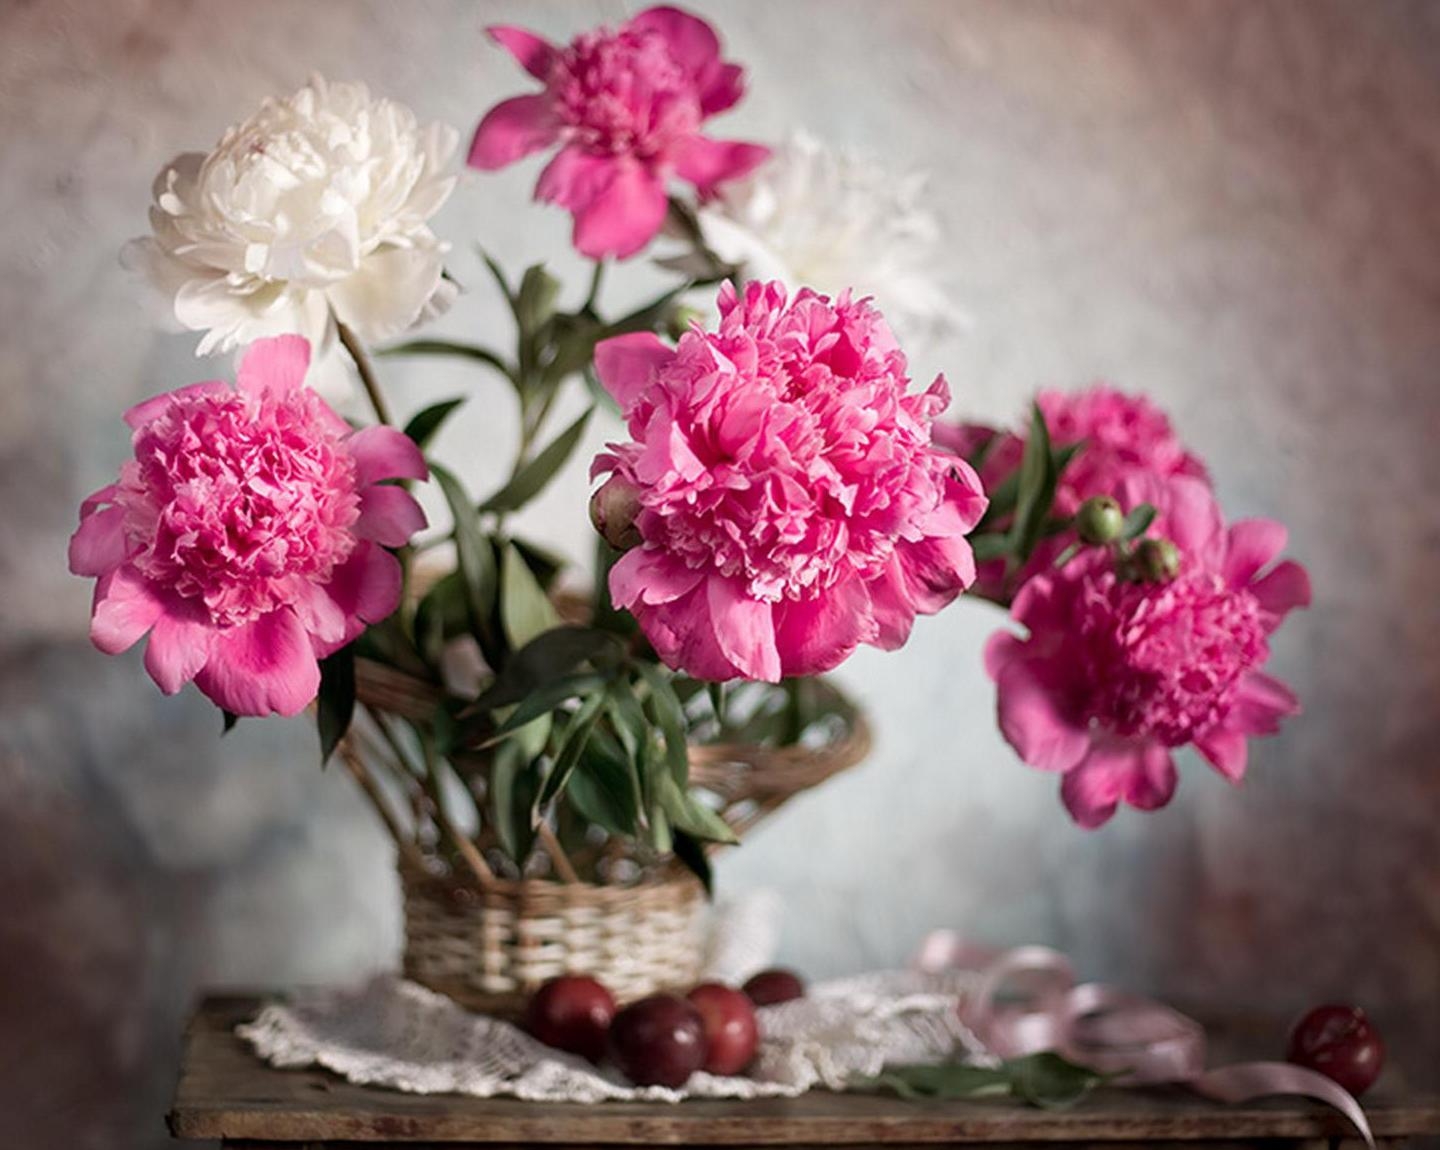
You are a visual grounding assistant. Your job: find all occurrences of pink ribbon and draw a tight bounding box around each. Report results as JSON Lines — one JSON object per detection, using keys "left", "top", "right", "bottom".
{"left": 914, "top": 932, "right": 1373, "bottom": 1147}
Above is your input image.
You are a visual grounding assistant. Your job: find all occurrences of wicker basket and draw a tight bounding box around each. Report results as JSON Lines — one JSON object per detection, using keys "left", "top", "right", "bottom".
{"left": 348, "top": 655, "right": 871, "bottom": 1017}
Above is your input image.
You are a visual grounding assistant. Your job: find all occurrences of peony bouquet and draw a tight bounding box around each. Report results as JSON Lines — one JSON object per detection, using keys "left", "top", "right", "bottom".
{"left": 71, "top": 3, "right": 1311, "bottom": 928}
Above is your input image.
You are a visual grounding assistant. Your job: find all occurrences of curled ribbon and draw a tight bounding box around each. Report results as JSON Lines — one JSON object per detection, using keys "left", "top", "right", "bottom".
{"left": 914, "top": 931, "right": 1374, "bottom": 1148}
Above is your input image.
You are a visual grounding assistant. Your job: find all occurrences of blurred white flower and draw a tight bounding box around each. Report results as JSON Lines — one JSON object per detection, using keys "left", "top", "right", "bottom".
{"left": 125, "top": 76, "right": 459, "bottom": 357}
{"left": 694, "top": 132, "right": 963, "bottom": 342}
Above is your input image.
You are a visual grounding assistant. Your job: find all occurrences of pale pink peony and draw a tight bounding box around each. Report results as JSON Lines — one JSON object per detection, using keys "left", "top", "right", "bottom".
{"left": 468, "top": 6, "right": 769, "bottom": 259}
{"left": 985, "top": 478, "right": 1311, "bottom": 827}
{"left": 68, "top": 336, "right": 427, "bottom": 717}
{"left": 934, "top": 386, "right": 1210, "bottom": 602}
{"left": 590, "top": 280, "right": 988, "bottom": 682}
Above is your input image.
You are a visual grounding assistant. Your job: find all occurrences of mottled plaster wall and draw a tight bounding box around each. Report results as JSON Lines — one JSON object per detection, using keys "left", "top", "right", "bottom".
{"left": 2, "top": 2, "right": 1439, "bottom": 1147}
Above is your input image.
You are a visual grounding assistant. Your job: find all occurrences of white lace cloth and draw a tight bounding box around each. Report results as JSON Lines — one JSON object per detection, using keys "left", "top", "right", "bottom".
{"left": 239, "top": 892, "right": 990, "bottom": 1102}
{"left": 239, "top": 968, "right": 987, "bottom": 1103}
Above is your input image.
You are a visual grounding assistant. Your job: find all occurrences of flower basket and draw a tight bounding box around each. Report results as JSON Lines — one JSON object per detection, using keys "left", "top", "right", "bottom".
{"left": 350, "top": 657, "right": 871, "bottom": 1016}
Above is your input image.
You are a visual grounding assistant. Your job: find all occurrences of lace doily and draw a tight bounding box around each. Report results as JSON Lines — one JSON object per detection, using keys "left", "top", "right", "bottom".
{"left": 239, "top": 968, "right": 986, "bottom": 1102}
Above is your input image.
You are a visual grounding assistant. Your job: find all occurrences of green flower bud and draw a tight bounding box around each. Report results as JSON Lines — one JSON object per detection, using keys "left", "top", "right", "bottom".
{"left": 665, "top": 305, "right": 704, "bottom": 342}
{"left": 1075, "top": 495, "right": 1125, "bottom": 545}
{"left": 589, "top": 475, "right": 643, "bottom": 551}
{"left": 1132, "top": 537, "right": 1182, "bottom": 583}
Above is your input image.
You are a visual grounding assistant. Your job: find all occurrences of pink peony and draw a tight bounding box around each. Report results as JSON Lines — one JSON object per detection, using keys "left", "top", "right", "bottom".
{"left": 468, "top": 6, "right": 769, "bottom": 259}
{"left": 68, "top": 336, "right": 427, "bottom": 717}
{"left": 935, "top": 386, "right": 1210, "bottom": 602}
{"left": 590, "top": 280, "right": 989, "bottom": 682}
{"left": 985, "top": 478, "right": 1311, "bottom": 827}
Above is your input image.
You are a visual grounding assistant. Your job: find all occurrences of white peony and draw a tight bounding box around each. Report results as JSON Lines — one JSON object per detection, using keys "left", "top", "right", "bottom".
{"left": 126, "top": 76, "right": 459, "bottom": 357}
{"left": 694, "top": 131, "right": 963, "bottom": 341}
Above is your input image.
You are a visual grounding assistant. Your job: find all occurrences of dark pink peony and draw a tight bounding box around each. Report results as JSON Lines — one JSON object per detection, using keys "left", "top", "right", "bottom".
{"left": 69, "top": 336, "right": 427, "bottom": 717}
{"left": 984, "top": 478, "right": 1311, "bottom": 827}
{"left": 468, "top": 6, "right": 769, "bottom": 259}
{"left": 590, "top": 280, "right": 988, "bottom": 682}
{"left": 934, "top": 385, "right": 1211, "bottom": 602}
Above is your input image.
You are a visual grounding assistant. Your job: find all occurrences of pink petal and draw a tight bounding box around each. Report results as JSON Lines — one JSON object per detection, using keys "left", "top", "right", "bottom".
{"left": 193, "top": 609, "right": 321, "bottom": 717}
{"left": 237, "top": 334, "right": 312, "bottom": 398}
{"left": 637, "top": 583, "right": 742, "bottom": 681}
{"left": 356, "top": 484, "right": 427, "bottom": 547}
{"left": 348, "top": 425, "right": 428, "bottom": 485}
{"left": 699, "top": 62, "right": 744, "bottom": 116}
{"left": 609, "top": 547, "right": 704, "bottom": 609}
{"left": 991, "top": 649, "right": 1091, "bottom": 773}
{"left": 1195, "top": 727, "right": 1249, "bottom": 782}
{"left": 595, "top": 332, "right": 673, "bottom": 412}
{"left": 894, "top": 533, "right": 976, "bottom": 616}
{"left": 1230, "top": 670, "right": 1300, "bottom": 735}
{"left": 467, "top": 94, "right": 560, "bottom": 171}
{"left": 68, "top": 503, "right": 129, "bottom": 577}
{"left": 143, "top": 605, "right": 213, "bottom": 695}
{"left": 571, "top": 160, "right": 668, "bottom": 259}
{"left": 706, "top": 576, "right": 781, "bottom": 682}
{"left": 324, "top": 540, "right": 404, "bottom": 626}
{"left": 122, "top": 380, "right": 229, "bottom": 429}
{"left": 1251, "top": 559, "right": 1312, "bottom": 620}
{"left": 672, "top": 136, "right": 771, "bottom": 197}
{"left": 292, "top": 579, "right": 351, "bottom": 656}
{"left": 1060, "top": 741, "right": 1177, "bottom": 829}
{"left": 629, "top": 6, "right": 722, "bottom": 72}
{"left": 487, "top": 25, "right": 557, "bottom": 79}
{"left": 536, "top": 146, "right": 617, "bottom": 212}
{"left": 774, "top": 575, "right": 876, "bottom": 676}
{"left": 866, "top": 556, "right": 917, "bottom": 650}
{"left": 1224, "top": 518, "right": 1288, "bottom": 589}
{"left": 90, "top": 567, "right": 165, "bottom": 655}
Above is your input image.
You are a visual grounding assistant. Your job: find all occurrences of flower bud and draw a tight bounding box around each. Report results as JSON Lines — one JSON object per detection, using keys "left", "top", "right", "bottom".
{"left": 589, "top": 475, "right": 643, "bottom": 551}
{"left": 1132, "top": 537, "right": 1182, "bottom": 583}
{"left": 665, "top": 305, "right": 704, "bottom": 342}
{"left": 1075, "top": 495, "right": 1125, "bottom": 545}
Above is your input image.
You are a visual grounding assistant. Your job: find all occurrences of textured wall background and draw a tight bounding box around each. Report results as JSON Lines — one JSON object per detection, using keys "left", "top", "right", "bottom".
{"left": 3, "top": 1, "right": 1440, "bottom": 1147}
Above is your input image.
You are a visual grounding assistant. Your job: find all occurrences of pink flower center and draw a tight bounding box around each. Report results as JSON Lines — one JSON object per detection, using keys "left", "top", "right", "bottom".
{"left": 1077, "top": 569, "right": 1267, "bottom": 744}
{"left": 626, "top": 285, "right": 950, "bottom": 603}
{"left": 550, "top": 28, "right": 700, "bottom": 158}
{"left": 117, "top": 388, "right": 360, "bottom": 627}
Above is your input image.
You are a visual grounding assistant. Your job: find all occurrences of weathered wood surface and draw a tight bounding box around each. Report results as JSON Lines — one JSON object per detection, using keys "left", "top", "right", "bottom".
{"left": 171, "top": 997, "right": 1440, "bottom": 1146}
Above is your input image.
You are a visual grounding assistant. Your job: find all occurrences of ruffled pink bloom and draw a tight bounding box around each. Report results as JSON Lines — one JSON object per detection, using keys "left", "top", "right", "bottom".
{"left": 590, "top": 280, "right": 988, "bottom": 682}
{"left": 469, "top": 6, "right": 769, "bottom": 259}
{"left": 935, "top": 386, "right": 1211, "bottom": 602}
{"left": 984, "top": 479, "right": 1311, "bottom": 828}
{"left": 68, "top": 336, "right": 427, "bottom": 717}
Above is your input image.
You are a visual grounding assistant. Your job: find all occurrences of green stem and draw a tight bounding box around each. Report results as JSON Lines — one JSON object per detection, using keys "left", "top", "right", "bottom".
{"left": 583, "top": 259, "right": 607, "bottom": 314}
{"left": 337, "top": 322, "right": 394, "bottom": 427}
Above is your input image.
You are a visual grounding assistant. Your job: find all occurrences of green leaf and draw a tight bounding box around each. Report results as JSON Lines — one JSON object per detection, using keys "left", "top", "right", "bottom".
{"left": 969, "top": 532, "right": 1011, "bottom": 564}
{"left": 381, "top": 341, "right": 513, "bottom": 382}
{"left": 671, "top": 829, "right": 713, "bottom": 897}
{"left": 538, "top": 692, "right": 605, "bottom": 809}
{"left": 851, "top": 1062, "right": 1012, "bottom": 1101}
{"left": 221, "top": 710, "right": 240, "bottom": 735}
{"left": 1121, "top": 503, "right": 1157, "bottom": 541}
{"left": 488, "top": 672, "right": 608, "bottom": 739}
{"left": 515, "top": 264, "right": 562, "bottom": 340}
{"left": 657, "top": 773, "right": 738, "bottom": 845}
{"left": 1009, "top": 403, "right": 1058, "bottom": 565}
{"left": 478, "top": 247, "right": 514, "bottom": 305}
{"left": 638, "top": 663, "right": 689, "bottom": 786}
{"left": 500, "top": 542, "right": 561, "bottom": 651}
{"left": 430, "top": 462, "right": 498, "bottom": 647}
{"left": 568, "top": 737, "right": 642, "bottom": 837}
{"left": 414, "top": 571, "right": 469, "bottom": 665}
{"left": 316, "top": 645, "right": 356, "bottom": 766}
{"left": 402, "top": 397, "right": 467, "bottom": 449}
{"left": 604, "top": 679, "right": 650, "bottom": 761}
{"left": 1008, "top": 1052, "right": 1109, "bottom": 1110}
{"left": 473, "top": 627, "right": 621, "bottom": 711}
{"left": 512, "top": 536, "right": 566, "bottom": 591}
{"left": 478, "top": 408, "right": 594, "bottom": 515}
{"left": 489, "top": 740, "right": 538, "bottom": 864}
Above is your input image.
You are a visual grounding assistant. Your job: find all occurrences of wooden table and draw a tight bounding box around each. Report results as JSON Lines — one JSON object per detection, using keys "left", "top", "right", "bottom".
{"left": 170, "top": 997, "right": 1440, "bottom": 1149}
